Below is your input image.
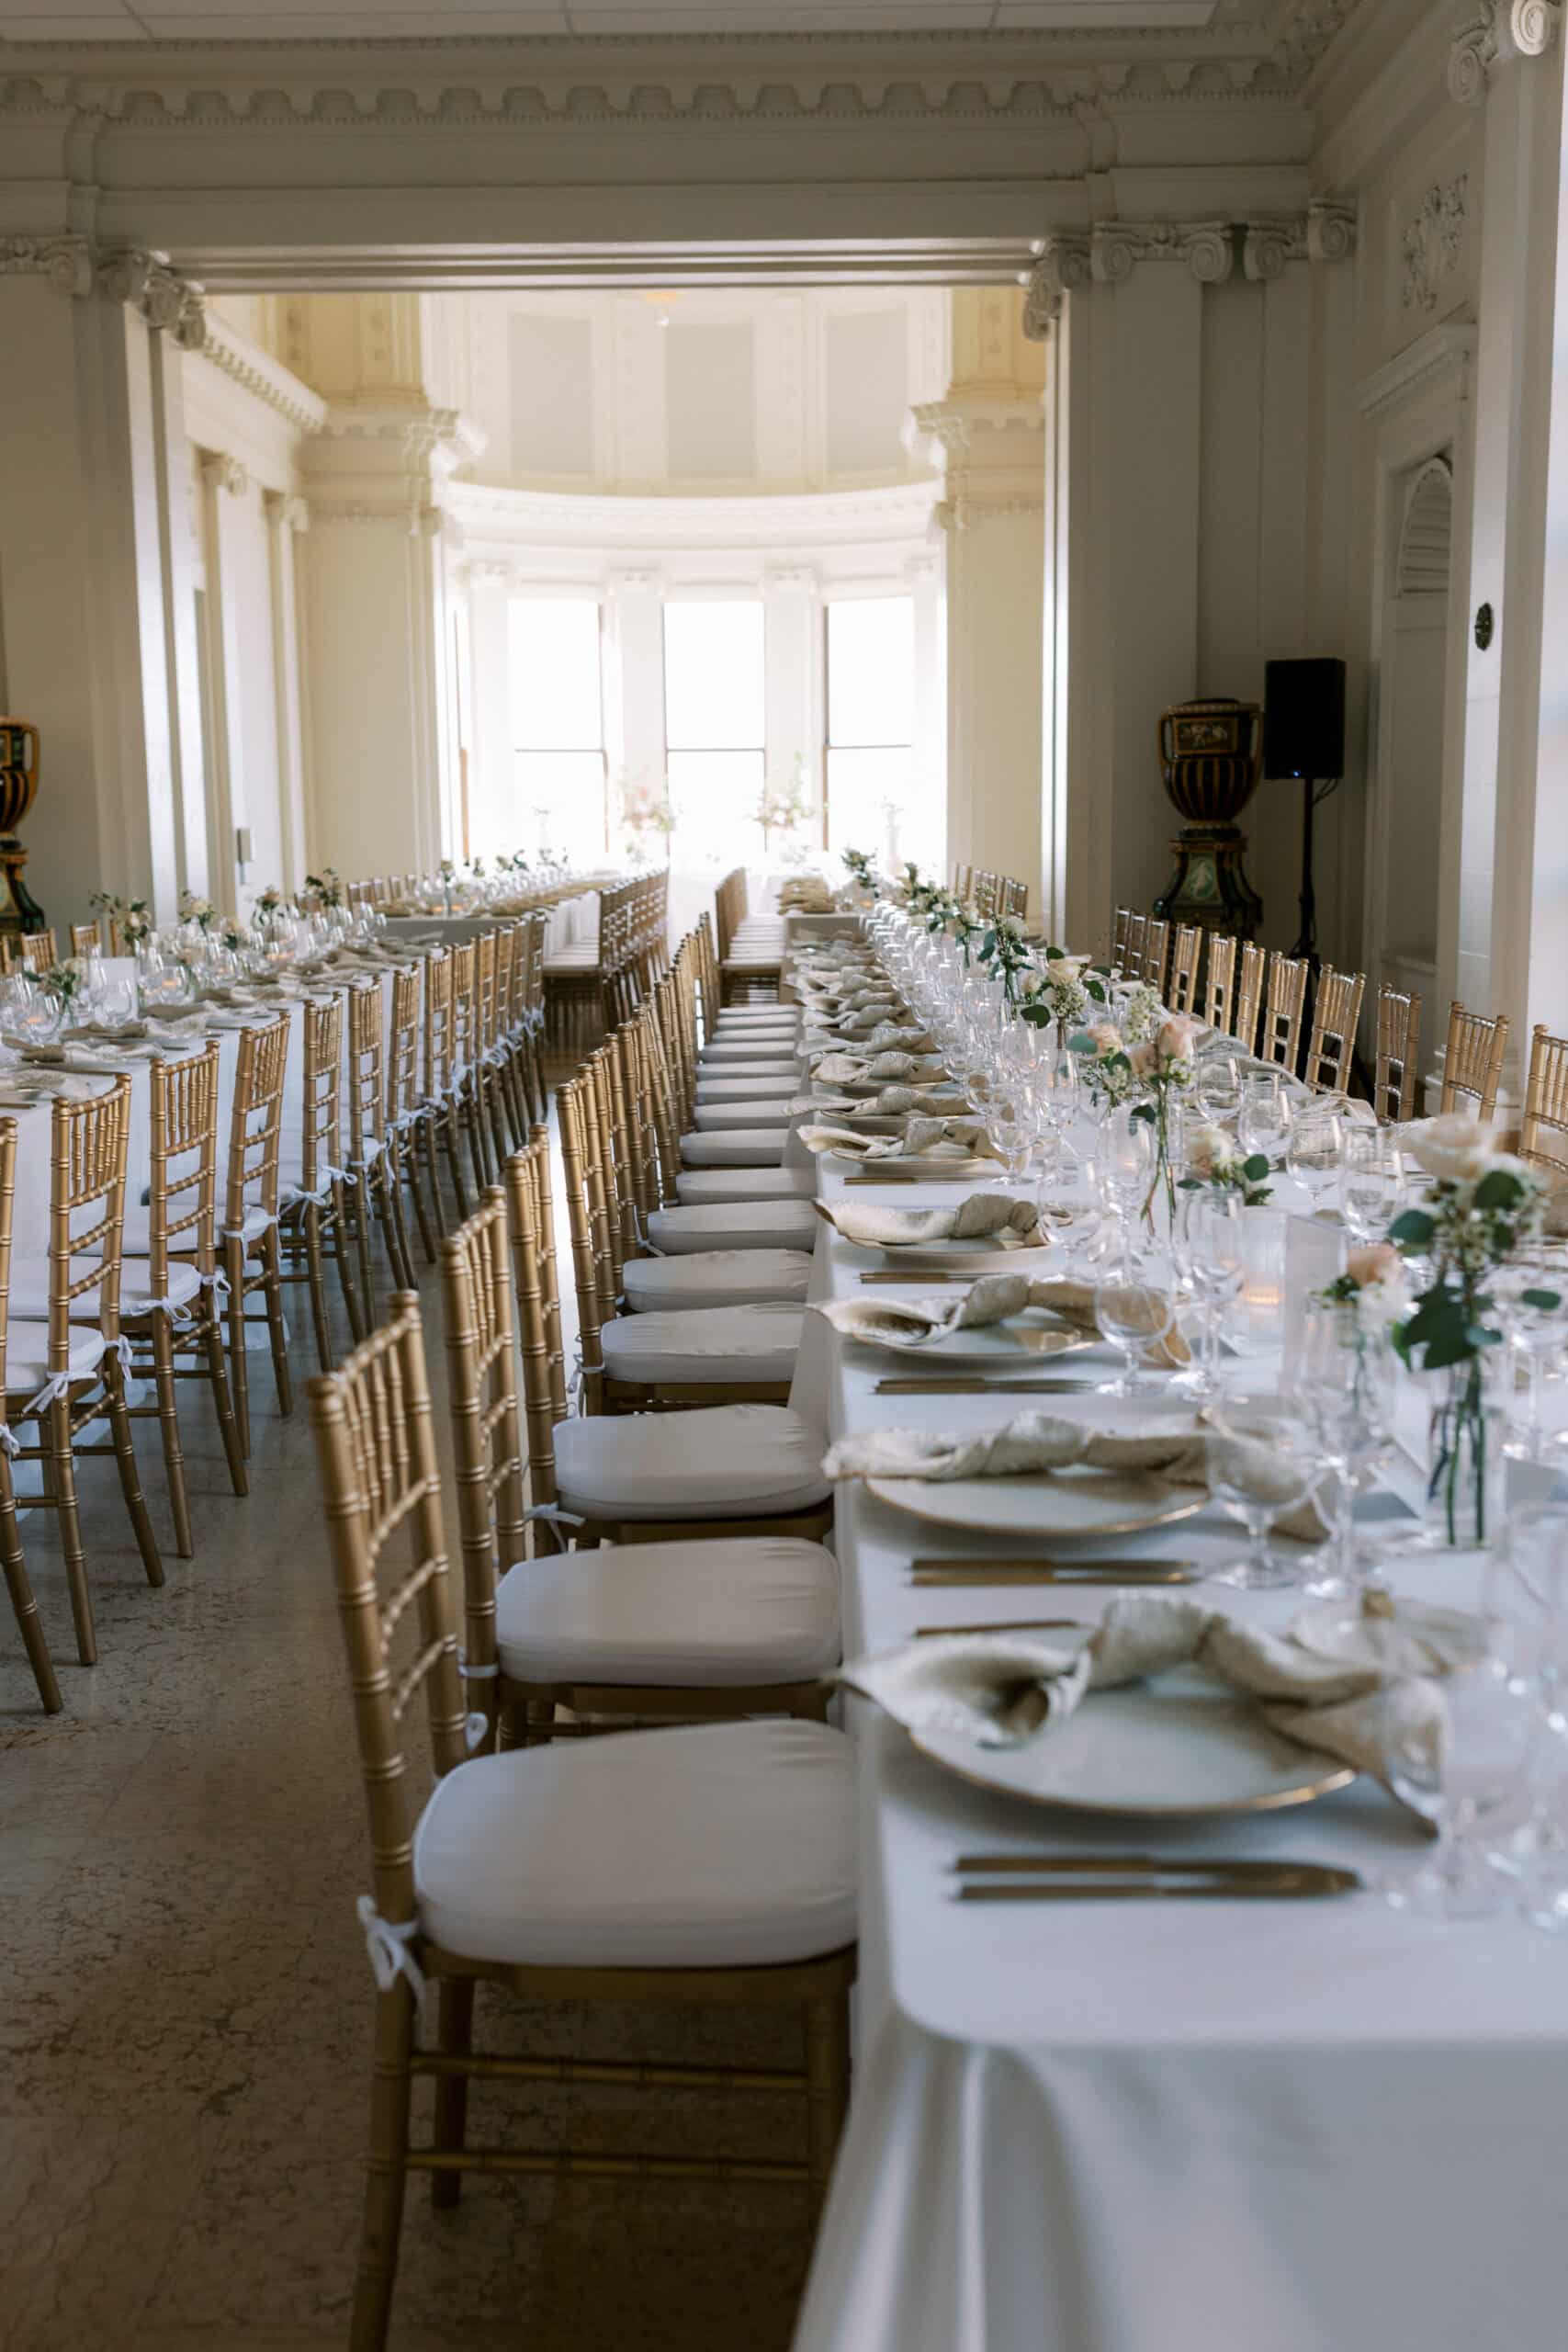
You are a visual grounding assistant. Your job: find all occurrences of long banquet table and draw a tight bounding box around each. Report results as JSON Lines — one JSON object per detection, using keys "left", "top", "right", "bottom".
{"left": 786, "top": 990, "right": 1568, "bottom": 2352}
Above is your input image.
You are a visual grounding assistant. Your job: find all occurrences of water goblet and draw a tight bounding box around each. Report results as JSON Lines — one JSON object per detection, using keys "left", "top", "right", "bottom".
{"left": 1195, "top": 1049, "right": 1243, "bottom": 1129}
{"left": 1291, "top": 1301, "right": 1399, "bottom": 1600}
{"left": 1382, "top": 1652, "right": 1539, "bottom": 1920}
{"left": 1206, "top": 1391, "right": 1323, "bottom": 1591}
{"left": 1340, "top": 1127, "right": 1404, "bottom": 1242}
{"left": 1237, "top": 1072, "right": 1293, "bottom": 1166}
{"left": 1285, "top": 1107, "right": 1345, "bottom": 1211}
{"left": 1169, "top": 1187, "right": 1246, "bottom": 1398}
{"left": 1092, "top": 1262, "right": 1176, "bottom": 1397}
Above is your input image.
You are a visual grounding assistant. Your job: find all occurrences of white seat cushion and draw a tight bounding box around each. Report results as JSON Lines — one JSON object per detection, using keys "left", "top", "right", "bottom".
{"left": 647, "top": 1199, "right": 818, "bottom": 1255}
{"left": 679, "top": 1129, "right": 789, "bottom": 1169}
{"left": 412, "top": 1718, "right": 856, "bottom": 1968}
{"left": 6, "top": 1321, "right": 108, "bottom": 1396}
{"left": 623, "top": 1249, "right": 811, "bottom": 1311}
{"left": 675, "top": 1166, "right": 814, "bottom": 1204}
{"left": 715, "top": 1011, "right": 798, "bottom": 1028}
{"left": 695, "top": 1074, "right": 803, "bottom": 1101}
{"left": 13, "top": 1260, "right": 206, "bottom": 1324}
{"left": 699, "top": 1044, "right": 802, "bottom": 1066}
{"left": 554, "top": 1402, "right": 829, "bottom": 1521}
{"left": 600, "top": 1303, "right": 802, "bottom": 1386}
{"left": 692, "top": 1099, "right": 798, "bottom": 1129}
{"left": 495, "top": 1536, "right": 840, "bottom": 1686}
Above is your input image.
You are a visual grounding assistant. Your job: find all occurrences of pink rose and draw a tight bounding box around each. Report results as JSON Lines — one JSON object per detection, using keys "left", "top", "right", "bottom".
{"left": 1345, "top": 1243, "right": 1401, "bottom": 1288}
{"left": 1156, "top": 1014, "right": 1202, "bottom": 1063}
{"left": 1128, "top": 1041, "right": 1157, "bottom": 1079}
{"left": 1086, "top": 1023, "right": 1122, "bottom": 1057}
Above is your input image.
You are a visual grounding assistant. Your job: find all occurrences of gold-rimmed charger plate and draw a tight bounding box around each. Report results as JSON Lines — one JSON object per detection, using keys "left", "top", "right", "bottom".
{"left": 851, "top": 1314, "right": 1100, "bottom": 1368}
{"left": 829, "top": 1152, "right": 996, "bottom": 1181}
{"left": 865, "top": 1465, "right": 1206, "bottom": 1542}
{"left": 913, "top": 1671, "right": 1356, "bottom": 1817}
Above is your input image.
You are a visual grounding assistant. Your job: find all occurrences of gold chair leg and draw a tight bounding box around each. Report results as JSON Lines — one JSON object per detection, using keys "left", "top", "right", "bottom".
{"left": 102, "top": 1352, "right": 164, "bottom": 1589}
{"left": 351, "top": 1982, "right": 416, "bottom": 2352}
{"left": 406, "top": 1125, "right": 440, "bottom": 1263}
{"left": 332, "top": 1188, "right": 367, "bottom": 1345}
{"left": 302, "top": 1206, "right": 333, "bottom": 1371}
{"left": 430, "top": 1976, "right": 475, "bottom": 2210}
{"left": 0, "top": 1454, "right": 62, "bottom": 1712}
{"left": 149, "top": 1313, "right": 193, "bottom": 1558}
{"left": 260, "top": 1232, "right": 294, "bottom": 1421}
{"left": 380, "top": 1150, "right": 416, "bottom": 1292}
{"left": 224, "top": 1235, "right": 252, "bottom": 1457}
{"left": 202, "top": 1308, "right": 249, "bottom": 1497}
{"left": 804, "top": 1991, "right": 851, "bottom": 2217}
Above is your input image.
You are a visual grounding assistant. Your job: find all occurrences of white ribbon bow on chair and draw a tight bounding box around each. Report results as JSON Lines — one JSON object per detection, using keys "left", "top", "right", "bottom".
{"left": 523, "top": 1500, "right": 586, "bottom": 1532}
{"left": 355, "top": 1896, "right": 427, "bottom": 2001}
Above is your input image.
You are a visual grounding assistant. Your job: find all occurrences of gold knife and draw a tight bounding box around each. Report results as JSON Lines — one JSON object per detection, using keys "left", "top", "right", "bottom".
{"left": 955, "top": 1870, "right": 1359, "bottom": 1902}
{"left": 875, "top": 1377, "right": 1093, "bottom": 1396}
{"left": 910, "top": 1558, "right": 1196, "bottom": 1586}
{"left": 955, "top": 1852, "right": 1341, "bottom": 1877}
{"left": 914, "top": 1618, "right": 1082, "bottom": 1637}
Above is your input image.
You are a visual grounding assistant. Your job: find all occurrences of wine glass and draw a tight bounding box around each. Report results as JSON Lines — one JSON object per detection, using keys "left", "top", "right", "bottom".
{"left": 1205, "top": 1390, "right": 1323, "bottom": 1590}
{"left": 1493, "top": 1250, "right": 1567, "bottom": 1462}
{"left": 1170, "top": 1187, "right": 1246, "bottom": 1397}
{"left": 1340, "top": 1127, "right": 1404, "bottom": 1242}
{"left": 1292, "top": 1302, "right": 1399, "bottom": 1600}
{"left": 1285, "top": 1106, "right": 1345, "bottom": 1210}
{"left": 1382, "top": 1652, "right": 1538, "bottom": 1920}
{"left": 1098, "top": 1106, "right": 1156, "bottom": 1245}
{"left": 1237, "top": 1072, "right": 1293, "bottom": 1165}
{"left": 1195, "top": 1049, "right": 1244, "bottom": 1129}
{"left": 1093, "top": 1262, "right": 1176, "bottom": 1397}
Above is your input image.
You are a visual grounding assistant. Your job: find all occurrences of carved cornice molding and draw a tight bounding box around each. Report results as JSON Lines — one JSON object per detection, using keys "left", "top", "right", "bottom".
{"left": 0, "top": 232, "right": 91, "bottom": 297}
{"left": 96, "top": 243, "right": 202, "bottom": 334}
{"left": 1355, "top": 322, "right": 1476, "bottom": 421}
{"left": 1450, "top": 0, "right": 1562, "bottom": 105}
{"left": 1022, "top": 199, "right": 1356, "bottom": 330}
{"left": 910, "top": 394, "right": 1044, "bottom": 461}
{"left": 936, "top": 491, "right": 1044, "bottom": 535}
{"left": 199, "top": 451, "right": 249, "bottom": 498}
{"left": 180, "top": 304, "right": 327, "bottom": 436}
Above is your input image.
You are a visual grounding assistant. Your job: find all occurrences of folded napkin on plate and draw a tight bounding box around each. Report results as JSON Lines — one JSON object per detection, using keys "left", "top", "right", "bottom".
{"left": 824, "top": 1406, "right": 1320, "bottom": 1532}
{"left": 67, "top": 1019, "right": 149, "bottom": 1044}
{"left": 818, "top": 1192, "right": 1043, "bottom": 1250}
{"left": 797, "top": 1117, "right": 996, "bottom": 1165}
{"left": 789, "top": 1086, "right": 961, "bottom": 1121}
{"left": 811, "top": 1050, "right": 928, "bottom": 1087}
{"left": 0, "top": 1072, "right": 104, "bottom": 1104}
{"left": 838, "top": 1589, "right": 1438, "bottom": 1777}
{"left": 815, "top": 1270, "right": 1043, "bottom": 1346}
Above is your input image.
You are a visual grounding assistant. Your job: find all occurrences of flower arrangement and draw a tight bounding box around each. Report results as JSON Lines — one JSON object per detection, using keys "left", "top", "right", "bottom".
{"left": 1319, "top": 1241, "right": 1410, "bottom": 1330}
{"left": 1069, "top": 1022, "right": 1141, "bottom": 1109}
{"left": 220, "top": 918, "right": 249, "bottom": 955}
{"left": 618, "top": 775, "right": 677, "bottom": 846}
{"left": 1020, "top": 946, "right": 1092, "bottom": 1040}
{"left": 178, "top": 890, "right": 216, "bottom": 933}
{"left": 976, "top": 911, "right": 1034, "bottom": 1009}
{"left": 37, "top": 957, "right": 86, "bottom": 1004}
{"left": 1387, "top": 1115, "right": 1557, "bottom": 1545}
{"left": 254, "top": 886, "right": 284, "bottom": 921}
{"left": 840, "top": 846, "right": 877, "bottom": 895}
{"left": 305, "top": 868, "right": 344, "bottom": 909}
{"left": 1119, "top": 981, "right": 1165, "bottom": 1045}
{"left": 1181, "top": 1121, "right": 1274, "bottom": 1207}
{"left": 1124, "top": 1013, "right": 1203, "bottom": 1223}
{"left": 90, "top": 890, "right": 151, "bottom": 946}
{"left": 756, "top": 760, "right": 811, "bottom": 854}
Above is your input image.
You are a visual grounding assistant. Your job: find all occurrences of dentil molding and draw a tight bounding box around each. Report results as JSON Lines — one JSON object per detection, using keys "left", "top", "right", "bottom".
{"left": 1022, "top": 199, "right": 1357, "bottom": 330}
{"left": 1450, "top": 0, "right": 1562, "bottom": 105}
{"left": 181, "top": 302, "right": 328, "bottom": 438}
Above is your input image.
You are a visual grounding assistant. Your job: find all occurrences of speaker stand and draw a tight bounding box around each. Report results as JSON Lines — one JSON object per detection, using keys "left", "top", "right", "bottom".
{"left": 1289, "top": 775, "right": 1341, "bottom": 970}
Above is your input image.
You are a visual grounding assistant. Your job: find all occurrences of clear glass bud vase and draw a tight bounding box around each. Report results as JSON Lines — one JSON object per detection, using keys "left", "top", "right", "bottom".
{"left": 1422, "top": 1359, "right": 1506, "bottom": 1551}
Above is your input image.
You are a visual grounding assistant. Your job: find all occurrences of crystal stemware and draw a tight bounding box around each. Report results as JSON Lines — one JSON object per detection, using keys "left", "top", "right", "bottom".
{"left": 1237, "top": 1071, "right": 1293, "bottom": 1165}
{"left": 1292, "top": 1302, "right": 1398, "bottom": 1600}
{"left": 1170, "top": 1187, "right": 1245, "bottom": 1398}
{"left": 1382, "top": 1652, "right": 1538, "bottom": 1920}
{"left": 1092, "top": 1262, "right": 1175, "bottom": 1397}
{"left": 1206, "top": 1390, "right": 1322, "bottom": 1591}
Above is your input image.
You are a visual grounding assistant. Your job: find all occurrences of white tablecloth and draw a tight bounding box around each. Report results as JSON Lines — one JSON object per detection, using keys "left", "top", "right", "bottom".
{"left": 790, "top": 1127, "right": 1568, "bottom": 2352}
{"left": 384, "top": 886, "right": 600, "bottom": 956}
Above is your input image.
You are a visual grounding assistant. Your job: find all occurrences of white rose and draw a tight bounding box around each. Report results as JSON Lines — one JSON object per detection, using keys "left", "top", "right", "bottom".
{"left": 1404, "top": 1114, "right": 1506, "bottom": 1186}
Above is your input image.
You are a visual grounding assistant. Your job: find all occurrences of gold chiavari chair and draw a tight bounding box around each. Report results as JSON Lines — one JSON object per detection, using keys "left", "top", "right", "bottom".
{"left": 1122, "top": 912, "right": 1148, "bottom": 983}
{"left": 344, "top": 978, "right": 415, "bottom": 1320}
{"left": 280, "top": 990, "right": 365, "bottom": 1372}
{"left": 1168, "top": 924, "right": 1202, "bottom": 1017}
{"left": 220, "top": 1014, "right": 294, "bottom": 1456}
{"left": 1232, "top": 939, "right": 1268, "bottom": 1055}
{"left": 505, "top": 1136, "right": 831, "bottom": 1548}
{"left": 1203, "top": 933, "right": 1237, "bottom": 1034}
{"left": 69, "top": 922, "right": 100, "bottom": 957}
{"left": 447, "top": 939, "right": 493, "bottom": 1198}
{"left": 387, "top": 963, "right": 438, "bottom": 1264}
{"left": 1374, "top": 984, "right": 1422, "bottom": 1125}
{"left": 1142, "top": 917, "right": 1171, "bottom": 999}
{"left": 953, "top": 864, "right": 974, "bottom": 904}
{"left": 970, "top": 871, "right": 998, "bottom": 920}
{"left": 6, "top": 1080, "right": 163, "bottom": 1664}
{"left": 1260, "top": 952, "right": 1308, "bottom": 1073}
{"left": 417, "top": 945, "right": 468, "bottom": 1228}
{"left": 1440, "top": 1001, "right": 1509, "bottom": 1121}
{"left": 20, "top": 928, "right": 58, "bottom": 972}
{"left": 514, "top": 910, "right": 550, "bottom": 1126}
{"left": 441, "top": 1187, "right": 833, "bottom": 1749}
{"left": 0, "top": 937, "right": 14, "bottom": 976}
{"left": 558, "top": 1073, "right": 801, "bottom": 1410}
{"left": 1000, "top": 876, "right": 1029, "bottom": 920}
{"left": 1112, "top": 907, "right": 1134, "bottom": 971}
{"left": 307, "top": 1292, "right": 855, "bottom": 2352}
{"left": 1303, "top": 964, "right": 1367, "bottom": 1095}
{"left": 0, "top": 1119, "right": 62, "bottom": 1713}
{"left": 1520, "top": 1026, "right": 1568, "bottom": 1179}
{"left": 716, "top": 866, "right": 784, "bottom": 1003}
{"left": 487, "top": 922, "right": 525, "bottom": 1159}
{"left": 468, "top": 928, "right": 507, "bottom": 1182}
{"left": 120, "top": 1042, "right": 247, "bottom": 1556}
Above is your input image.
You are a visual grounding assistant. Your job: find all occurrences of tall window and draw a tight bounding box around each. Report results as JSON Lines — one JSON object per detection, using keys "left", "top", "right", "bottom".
{"left": 508, "top": 599, "right": 606, "bottom": 861}
{"left": 663, "top": 599, "right": 765, "bottom": 866}
{"left": 824, "top": 595, "right": 916, "bottom": 865}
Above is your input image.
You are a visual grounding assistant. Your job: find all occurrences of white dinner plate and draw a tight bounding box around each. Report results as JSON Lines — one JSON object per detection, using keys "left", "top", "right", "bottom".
{"left": 913, "top": 1668, "right": 1355, "bottom": 1817}
{"left": 829, "top": 1152, "right": 997, "bottom": 1181}
{"left": 870, "top": 1238, "right": 1058, "bottom": 1271}
{"left": 851, "top": 1312, "right": 1099, "bottom": 1367}
{"left": 866, "top": 1464, "right": 1205, "bottom": 1541}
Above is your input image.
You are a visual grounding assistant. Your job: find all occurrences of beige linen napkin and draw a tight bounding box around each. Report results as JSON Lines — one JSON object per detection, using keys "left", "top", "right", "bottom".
{"left": 796, "top": 1117, "right": 996, "bottom": 1165}
{"left": 824, "top": 1406, "right": 1319, "bottom": 1528}
{"left": 838, "top": 1590, "right": 1439, "bottom": 1777}
{"left": 811, "top": 1050, "right": 929, "bottom": 1087}
{"left": 818, "top": 1192, "right": 1044, "bottom": 1250}
{"left": 814, "top": 1271, "right": 1044, "bottom": 1347}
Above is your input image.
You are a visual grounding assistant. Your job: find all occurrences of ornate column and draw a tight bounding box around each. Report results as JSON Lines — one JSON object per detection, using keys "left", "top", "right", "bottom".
{"left": 264, "top": 494, "right": 311, "bottom": 895}
{"left": 0, "top": 236, "right": 209, "bottom": 922}
{"left": 464, "top": 560, "right": 514, "bottom": 861}
{"left": 906, "top": 547, "right": 946, "bottom": 882}
{"left": 1024, "top": 206, "right": 1359, "bottom": 956}
{"left": 603, "top": 569, "right": 667, "bottom": 851}
{"left": 197, "top": 450, "right": 253, "bottom": 919}
{"left": 911, "top": 287, "right": 1045, "bottom": 913}
{"left": 761, "top": 564, "right": 820, "bottom": 848}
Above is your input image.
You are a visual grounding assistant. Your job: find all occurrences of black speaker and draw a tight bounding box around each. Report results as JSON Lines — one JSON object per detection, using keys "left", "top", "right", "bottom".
{"left": 1263, "top": 658, "right": 1346, "bottom": 781}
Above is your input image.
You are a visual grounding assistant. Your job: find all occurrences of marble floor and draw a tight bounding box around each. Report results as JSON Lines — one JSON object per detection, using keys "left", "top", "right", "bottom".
{"left": 0, "top": 1159, "right": 821, "bottom": 2352}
